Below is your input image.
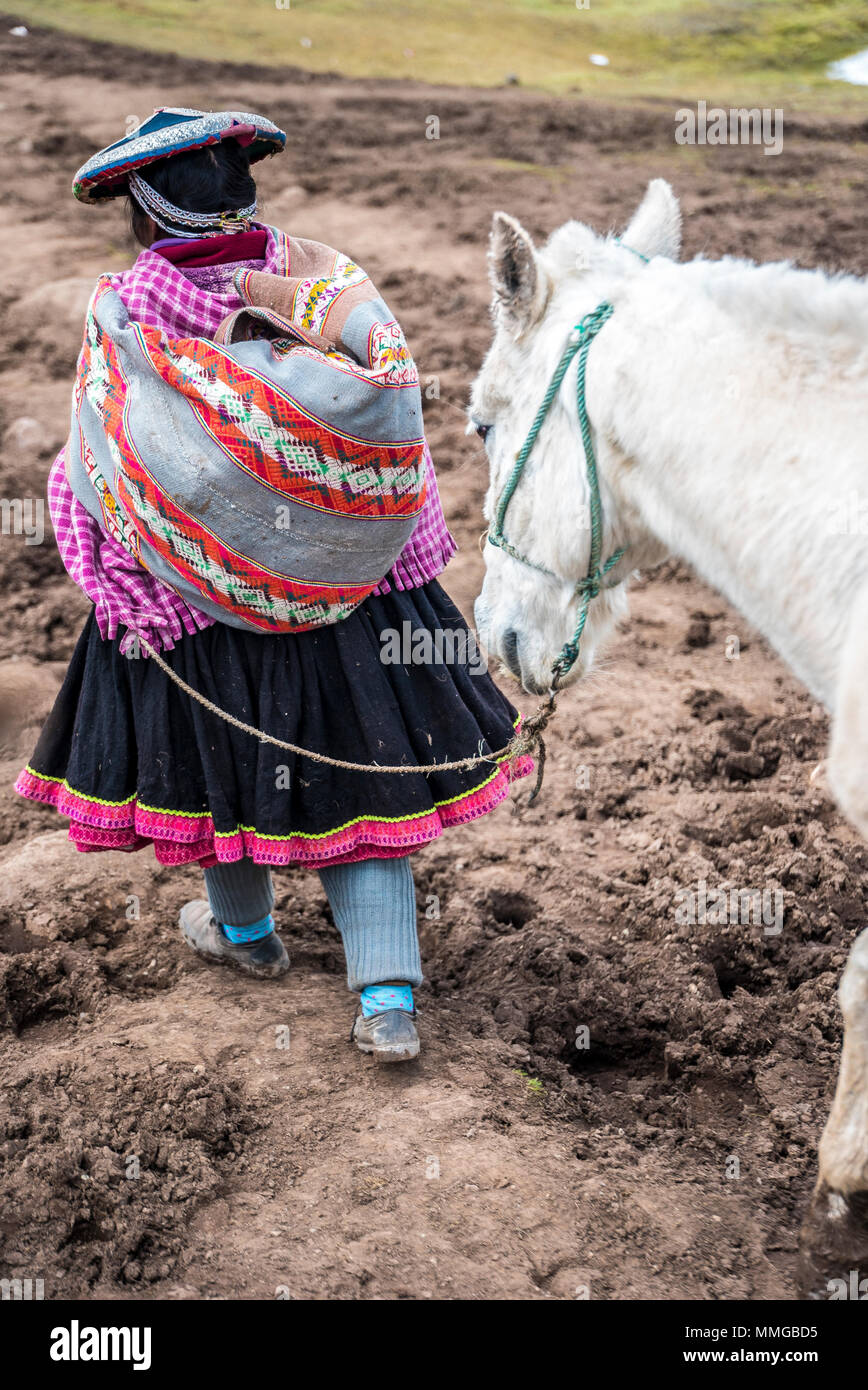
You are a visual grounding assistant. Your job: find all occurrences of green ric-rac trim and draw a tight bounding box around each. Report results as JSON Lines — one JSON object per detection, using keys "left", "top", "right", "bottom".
{"left": 21, "top": 717, "right": 525, "bottom": 843}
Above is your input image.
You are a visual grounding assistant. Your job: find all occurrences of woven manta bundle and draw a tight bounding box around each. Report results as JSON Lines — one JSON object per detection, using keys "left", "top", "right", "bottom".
{"left": 66, "top": 232, "right": 427, "bottom": 634}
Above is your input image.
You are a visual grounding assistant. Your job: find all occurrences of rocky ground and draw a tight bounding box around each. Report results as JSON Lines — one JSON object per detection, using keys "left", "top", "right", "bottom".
{"left": 1, "top": 19, "right": 867, "bottom": 1299}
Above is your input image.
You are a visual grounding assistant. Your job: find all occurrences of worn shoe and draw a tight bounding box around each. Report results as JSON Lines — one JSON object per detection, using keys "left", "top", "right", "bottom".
{"left": 179, "top": 900, "right": 289, "bottom": 978}
{"left": 351, "top": 1006, "right": 420, "bottom": 1062}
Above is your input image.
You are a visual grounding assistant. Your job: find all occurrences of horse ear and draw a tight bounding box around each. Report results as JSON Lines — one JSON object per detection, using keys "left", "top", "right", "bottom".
{"left": 488, "top": 211, "right": 543, "bottom": 328}
{"left": 621, "top": 179, "right": 682, "bottom": 261}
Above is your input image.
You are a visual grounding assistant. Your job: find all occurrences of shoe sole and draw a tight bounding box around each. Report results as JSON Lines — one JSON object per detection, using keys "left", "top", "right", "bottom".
{"left": 354, "top": 1039, "right": 421, "bottom": 1062}
{"left": 180, "top": 922, "right": 290, "bottom": 979}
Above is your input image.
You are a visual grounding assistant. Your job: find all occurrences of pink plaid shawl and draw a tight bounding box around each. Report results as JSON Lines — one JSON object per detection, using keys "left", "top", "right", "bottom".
{"left": 50, "top": 225, "right": 456, "bottom": 653}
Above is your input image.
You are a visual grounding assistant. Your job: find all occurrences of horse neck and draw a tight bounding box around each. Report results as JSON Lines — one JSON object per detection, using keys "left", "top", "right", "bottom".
{"left": 592, "top": 271, "right": 868, "bottom": 705}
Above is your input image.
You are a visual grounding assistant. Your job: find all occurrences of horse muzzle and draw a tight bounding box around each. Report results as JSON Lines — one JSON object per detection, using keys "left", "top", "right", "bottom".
{"left": 491, "top": 623, "right": 560, "bottom": 696}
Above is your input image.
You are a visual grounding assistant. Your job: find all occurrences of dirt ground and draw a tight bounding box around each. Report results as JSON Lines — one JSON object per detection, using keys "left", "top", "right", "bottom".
{"left": 1, "top": 20, "right": 868, "bottom": 1301}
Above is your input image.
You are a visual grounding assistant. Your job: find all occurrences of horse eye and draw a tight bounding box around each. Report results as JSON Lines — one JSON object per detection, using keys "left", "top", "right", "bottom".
{"left": 474, "top": 421, "right": 492, "bottom": 442}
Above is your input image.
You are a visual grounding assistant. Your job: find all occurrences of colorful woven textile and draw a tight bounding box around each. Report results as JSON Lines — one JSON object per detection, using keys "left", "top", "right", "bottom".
{"left": 67, "top": 230, "right": 430, "bottom": 634}
{"left": 49, "top": 226, "right": 456, "bottom": 653}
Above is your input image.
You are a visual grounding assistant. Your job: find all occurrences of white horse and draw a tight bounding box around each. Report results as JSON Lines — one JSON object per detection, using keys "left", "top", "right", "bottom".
{"left": 470, "top": 179, "right": 868, "bottom": 1288}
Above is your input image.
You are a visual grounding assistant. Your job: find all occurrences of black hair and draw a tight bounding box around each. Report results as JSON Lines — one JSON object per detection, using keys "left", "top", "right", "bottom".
{"left": 127, "top": 137, "right": 257, "bottom": 247}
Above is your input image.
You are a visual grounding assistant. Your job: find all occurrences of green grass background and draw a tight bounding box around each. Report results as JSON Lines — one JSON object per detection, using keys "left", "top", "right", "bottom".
{"left": 15, "top": 0, "right": 868, "bottom": 109}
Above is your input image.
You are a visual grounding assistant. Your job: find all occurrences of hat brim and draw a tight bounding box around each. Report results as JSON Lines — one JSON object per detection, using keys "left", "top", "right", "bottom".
{"left": 73, "top": 108, "right": 286, "bottom": 204}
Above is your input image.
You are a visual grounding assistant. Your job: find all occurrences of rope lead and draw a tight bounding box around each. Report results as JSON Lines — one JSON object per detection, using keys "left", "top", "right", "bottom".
{"left": 128, "top": 299, "right": 625, "bottom": 808}
{"left": 136, "top": 633, "right": 547, "bottom": 778}
{"left": 486, "top": 297, "right": 627, "bottom": 802}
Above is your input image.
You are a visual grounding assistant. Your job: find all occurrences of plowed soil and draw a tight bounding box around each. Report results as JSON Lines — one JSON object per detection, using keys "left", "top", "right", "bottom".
{"left": 1, "top": 18, "right": 867, "bottom": 1300}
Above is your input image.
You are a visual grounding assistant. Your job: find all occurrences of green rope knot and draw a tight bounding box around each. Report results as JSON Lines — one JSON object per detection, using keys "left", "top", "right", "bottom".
{"left": 551, "top": 644, "right": 578, "bottom": 679}
{"left": 576, "top": 568, "right": 605, "bottom": 600}
{"left": 570, "top": 302, "right": 615, "bottom": 343}
{"left": 575, "top": 546, "right": 627, "bottom": 601}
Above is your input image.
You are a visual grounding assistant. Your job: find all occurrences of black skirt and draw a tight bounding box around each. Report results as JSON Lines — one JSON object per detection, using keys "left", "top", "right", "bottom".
{"left": 16, "top": 581, "right": 532, "bottom": 867}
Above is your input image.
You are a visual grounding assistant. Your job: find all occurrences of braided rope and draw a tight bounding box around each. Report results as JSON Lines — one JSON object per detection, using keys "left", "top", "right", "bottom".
{"left": 552, "top": 309, "right": 625, "bottom": 677}
{"left": 484, "top": 300, "right": 627, "bottom": 800}
{"left": 491, "top": 324, "right": 586, "bottom": 546}
{"left": 125, "top": 300, "right": 623, "bottom": 804}
{"left": 488, "top": 301, "right": 625, "bottom": 683}
{"left": 135, "top": 635, "right": 543, "bottom": 775}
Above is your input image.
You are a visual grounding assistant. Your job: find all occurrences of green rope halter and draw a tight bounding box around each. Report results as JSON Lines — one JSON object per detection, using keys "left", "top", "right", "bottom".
{"left": 487, "top": 299, "right": 626, "bottom": 686}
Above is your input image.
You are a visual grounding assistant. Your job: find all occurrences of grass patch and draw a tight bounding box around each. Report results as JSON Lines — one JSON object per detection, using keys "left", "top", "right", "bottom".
{"left": 10, "top": 1, "right": 868, "bottom": 110}
{"left": 513, "top": 1069, "right": 545, "bottom": 1096}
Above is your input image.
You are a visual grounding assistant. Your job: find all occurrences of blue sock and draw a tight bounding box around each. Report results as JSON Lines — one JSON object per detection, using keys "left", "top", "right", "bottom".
{"left": 360, "top": 983, "right": 415, "bottom": 1017}
{"left": 220, "top": 913, "right": 274, "bottom": 945}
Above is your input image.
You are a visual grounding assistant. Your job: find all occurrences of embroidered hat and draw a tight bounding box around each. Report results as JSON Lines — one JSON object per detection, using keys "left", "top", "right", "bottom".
{"left": 72, "top": 107, "right": 286, "bottom": 204}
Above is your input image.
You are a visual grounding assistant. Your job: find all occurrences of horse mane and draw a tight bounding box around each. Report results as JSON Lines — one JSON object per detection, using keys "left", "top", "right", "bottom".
{"left": 542, "top": 220, "right": 868, "bottom": 349}
{"left": 683, "top": 255, "right": 868, "bottom": 348}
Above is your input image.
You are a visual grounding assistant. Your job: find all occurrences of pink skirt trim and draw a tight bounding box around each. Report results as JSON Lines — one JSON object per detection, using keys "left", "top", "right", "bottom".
{"left": 15, "top": 757, "right": 534, "bottom": 869}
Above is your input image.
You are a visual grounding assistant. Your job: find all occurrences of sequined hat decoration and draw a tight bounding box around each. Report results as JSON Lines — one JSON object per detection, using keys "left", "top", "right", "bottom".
{"left": 72, "top": 107, "right": 286, "bottom": 204}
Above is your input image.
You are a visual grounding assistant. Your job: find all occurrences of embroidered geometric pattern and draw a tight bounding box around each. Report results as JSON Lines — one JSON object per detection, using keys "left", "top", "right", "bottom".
{"left": 71, "top": 244, "right": 431, "bottom": 632}
{"left": 295, "top": 255, "right": 368, "bottom": 335}
{"left": 116, "top": 476, "right": 359, "bottom": 627}
{"left": 156, "top": 343, "right": 424, "bottom": 505}
{"left": 49, "top": 225, "right": 457, "bottom": 653}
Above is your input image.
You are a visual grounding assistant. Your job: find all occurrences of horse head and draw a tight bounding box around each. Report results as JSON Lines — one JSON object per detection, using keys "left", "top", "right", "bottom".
{"left": 470, "top": 179, "right": 681, "bottom": 693}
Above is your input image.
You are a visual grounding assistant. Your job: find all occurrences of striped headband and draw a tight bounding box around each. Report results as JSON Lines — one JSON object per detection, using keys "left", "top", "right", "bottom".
{"left": 128, "top": 171, "right": 257, "bottom": 239}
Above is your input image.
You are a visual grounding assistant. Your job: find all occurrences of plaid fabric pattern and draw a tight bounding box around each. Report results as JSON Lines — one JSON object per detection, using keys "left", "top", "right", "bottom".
{"left": 51, "top": 225, "right": 455, "bottom": 652}
{"left": 48, "top": 449, "right": 214, "bottom": 654}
